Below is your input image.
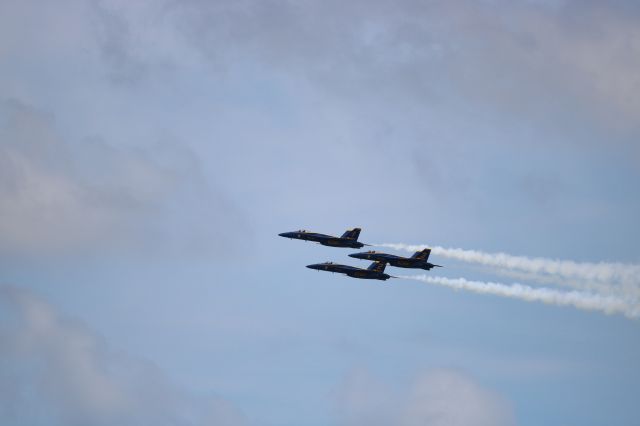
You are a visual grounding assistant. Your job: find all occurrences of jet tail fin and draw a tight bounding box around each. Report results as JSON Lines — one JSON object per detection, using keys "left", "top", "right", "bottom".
{"left": 411, "top": 248, "right": 431, "bottom": 261}
{"left": 341, "top": 228, "right": 361, "bottom": 241}
{"left": 367, "top": 261, "right": 387, "bottom": 273}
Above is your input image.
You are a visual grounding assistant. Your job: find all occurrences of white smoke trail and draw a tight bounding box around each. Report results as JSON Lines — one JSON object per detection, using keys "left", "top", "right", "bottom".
{"left": 402, "top": 275, "right": 640, "bottom": 319}
{"left": 379, "top": 243, "right": 640, "bottom": 299}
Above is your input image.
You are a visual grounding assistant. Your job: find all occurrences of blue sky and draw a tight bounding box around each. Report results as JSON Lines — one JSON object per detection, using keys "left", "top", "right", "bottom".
{"left": 1, "top": 1, "right": 639, "bottom": 425}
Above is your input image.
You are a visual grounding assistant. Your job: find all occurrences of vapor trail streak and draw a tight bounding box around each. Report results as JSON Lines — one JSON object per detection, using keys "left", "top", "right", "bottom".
{"left": 379, "top": 243, "right": 640, "bottom": 299}
{"left": 402, "top": 275, "right": 640, "bottom": 319}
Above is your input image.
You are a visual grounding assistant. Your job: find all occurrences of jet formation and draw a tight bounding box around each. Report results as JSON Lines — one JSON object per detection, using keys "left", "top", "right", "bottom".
{"left": 279, "top": 227, "right": 441, "bottom": 281}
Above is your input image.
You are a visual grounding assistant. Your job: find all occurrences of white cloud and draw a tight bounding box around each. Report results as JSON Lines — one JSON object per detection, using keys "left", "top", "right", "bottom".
{"left": 334, "top": 368, "right": 399, "bottom": 426}
{"left": 0, "top": 285, "right": 246, "bottom": 426}
{"left": 335, "top": 367, "right": 515, "bottom": 426}
{"left": 400, "top": 370, "right": 515, "bottom": 426}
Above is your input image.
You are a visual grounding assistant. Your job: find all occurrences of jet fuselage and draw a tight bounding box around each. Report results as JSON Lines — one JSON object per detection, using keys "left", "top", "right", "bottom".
{"left": 349, "top": 251, "right": 441, "bottom": 270}
{"left": 306, "top": 262, "right": 392, "bottom": 280}
{"left": 279, "top": 230, "right": 365, "bottom": 248}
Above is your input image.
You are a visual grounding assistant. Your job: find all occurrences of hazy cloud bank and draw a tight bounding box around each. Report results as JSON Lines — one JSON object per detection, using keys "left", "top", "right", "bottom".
{"left": 0, "top": 285, "right": 246, "bottom": 426}
{"left": 169, "top": 0, "right": 640, "bottom": 129}
{"left": 0, "top": 99, "right": 244, "bottom": 256}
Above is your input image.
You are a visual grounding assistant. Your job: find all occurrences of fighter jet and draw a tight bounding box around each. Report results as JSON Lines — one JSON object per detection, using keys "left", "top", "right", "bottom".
{"left": 278, "top": 228, "right": 368, "bottom": 249}
{"left": 306, "top": 261, "right": 393, "bottom": 280}
{"left": 349, "top": 248, "right": 442, "bottom": 270}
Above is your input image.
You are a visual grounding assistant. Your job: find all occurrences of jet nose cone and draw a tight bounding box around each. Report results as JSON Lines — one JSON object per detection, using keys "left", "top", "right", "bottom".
{"left": 348, "top": 253, "right": 358, "bottom": 258}
{"left": 278, "top": 232, "right": 286, "bottom": 237}
{"left": 306, "top": 264, "right": 317, "bottom": 269}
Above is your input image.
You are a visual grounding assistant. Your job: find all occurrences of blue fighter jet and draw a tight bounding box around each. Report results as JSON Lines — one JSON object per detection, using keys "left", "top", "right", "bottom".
{"left": 306, "top": 261, "right": 393, "bottom": 281}
{"left": 278, "top": 228, "right": 368, "bottom": 249}
{"left": 349, "top": 248, "right": 442, "bottom": 270}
